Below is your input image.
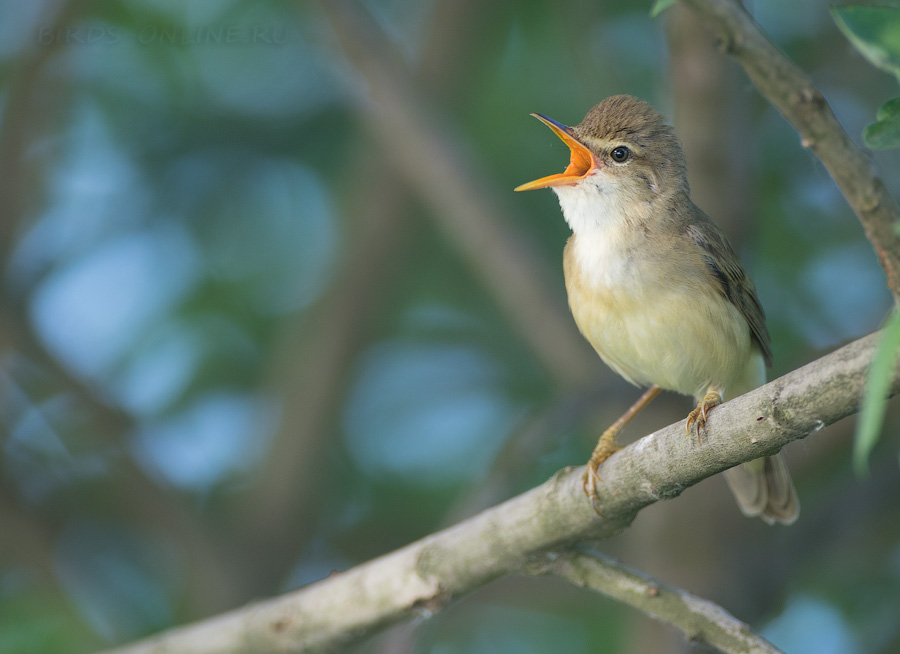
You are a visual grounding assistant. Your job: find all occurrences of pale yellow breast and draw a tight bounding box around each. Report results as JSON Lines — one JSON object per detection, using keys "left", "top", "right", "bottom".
{"left": 563, "top": 234, "right": 752, "bottom": 399}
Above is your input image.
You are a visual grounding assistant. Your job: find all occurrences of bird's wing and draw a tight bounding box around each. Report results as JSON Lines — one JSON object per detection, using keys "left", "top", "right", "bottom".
{"left": 683, "top": 222, "right": 773, "bottom": 367}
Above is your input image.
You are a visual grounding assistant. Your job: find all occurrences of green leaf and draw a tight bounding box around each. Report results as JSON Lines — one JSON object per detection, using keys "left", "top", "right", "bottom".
{"left": 876, "top": 96, "right": 900, "bottom": 121}
{"left": 650, "top": 0, "right": 678, "bottom": 19}
{"left": 832, "top": 5, "right": 900, "bottom": 78}
{"left": 864, "top": 118, "right": 900, "bottom": 149}
{"left": 854, "top": 310, "right": 900, "bottom": 477}
{"left": 863, "top": 97, "right": 900, "bottom": 149}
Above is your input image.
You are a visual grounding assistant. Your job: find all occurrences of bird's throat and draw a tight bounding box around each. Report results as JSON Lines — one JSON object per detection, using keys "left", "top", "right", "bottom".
{"left": 553, "top": 178, "right": 645, "bottom": 237}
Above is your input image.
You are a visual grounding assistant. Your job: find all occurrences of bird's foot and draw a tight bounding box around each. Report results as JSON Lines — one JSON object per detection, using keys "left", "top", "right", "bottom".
{"left": 581, "top": 426, "right": 623, "bottom": 514}
{"left": 686, "top": 389, "right": 723, "bottom": 444}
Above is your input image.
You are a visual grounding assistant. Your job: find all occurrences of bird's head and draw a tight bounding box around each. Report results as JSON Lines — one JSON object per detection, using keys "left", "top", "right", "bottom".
{"left": 516, "top": 95, "right": 688, "bottom": 230}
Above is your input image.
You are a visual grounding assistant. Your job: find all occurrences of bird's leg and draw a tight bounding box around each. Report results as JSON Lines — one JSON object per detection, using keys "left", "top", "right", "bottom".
{"left": 686, "top": 386, "right": 723, "bottom": 444}
{"left": 583, "top": 385, "right": 660, "bottom": 512}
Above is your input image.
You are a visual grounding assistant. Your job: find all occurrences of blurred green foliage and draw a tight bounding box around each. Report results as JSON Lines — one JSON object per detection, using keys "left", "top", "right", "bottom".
{"left": 1, "top": 1, "right": 900, "bottom": 653}
{"left": 854, "top": 310, "right": 900, "bottom": 478}
{"left": 864, "top": 98, "right": 900, "bottom": 150}
{"left": 831, "top": 3, "right": 900, "bottom": 477}
{"left": 650, "top": 0, "right": 678, "bottom": 19}
{"left": 832, "top": 4, "right": 900, "bottom": 80}
{"left": 833, "top": 4, "right": 900, "bottom": 149}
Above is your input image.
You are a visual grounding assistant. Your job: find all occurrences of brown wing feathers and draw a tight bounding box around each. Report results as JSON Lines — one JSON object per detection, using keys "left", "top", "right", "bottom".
{"left": 684, "top": 222, "right": 773, "bottom": 367}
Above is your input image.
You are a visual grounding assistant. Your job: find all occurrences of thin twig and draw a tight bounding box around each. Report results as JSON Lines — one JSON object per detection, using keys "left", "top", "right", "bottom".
{"left": 538, "top": 547, "right": 784, "bottom": 654}
{"left": 98, "top": 330, "right": 891, "bottom": 654}
{"left": 682, "top": 0, "right": 900, "bottom": 301}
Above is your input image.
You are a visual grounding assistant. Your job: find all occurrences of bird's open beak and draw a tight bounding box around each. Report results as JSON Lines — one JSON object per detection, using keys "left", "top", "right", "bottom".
{"left": 514, "top": 114, "right": 597, "bottom": 191}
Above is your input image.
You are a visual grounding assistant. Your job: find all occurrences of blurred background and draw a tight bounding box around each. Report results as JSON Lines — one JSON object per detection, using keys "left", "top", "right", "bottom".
{"left": 1, "top": 0, "right": 899, "bottom": 652}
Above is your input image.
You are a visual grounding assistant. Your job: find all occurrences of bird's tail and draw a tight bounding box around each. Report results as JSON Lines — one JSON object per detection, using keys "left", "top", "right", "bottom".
{"left": 721, "top": 352, "right": 799, "bottom": 525}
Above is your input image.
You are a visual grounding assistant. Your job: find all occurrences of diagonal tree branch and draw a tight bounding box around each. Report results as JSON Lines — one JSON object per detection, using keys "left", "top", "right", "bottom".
{"left": 233, "top": 148, "right": 414, "bottom": 595}
{"left": 535, "top": 547, "right": 784, "bottom": 654}
{"left": 98, "top": 330, "right": 896, "bottom": 654}
{"left": 313, "top": 0, "right": 597, "bottom": 387}
{"left": 237, "top": 0, "right": 524, "bottom": 598}
{"left": 681, "top": 0, "right": 900, "bottom": 301}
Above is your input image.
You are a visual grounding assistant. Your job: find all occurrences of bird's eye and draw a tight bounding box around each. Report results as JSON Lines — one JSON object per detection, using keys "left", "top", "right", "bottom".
{"left": 610, "top": 146, "right": 630, "bottom": 163}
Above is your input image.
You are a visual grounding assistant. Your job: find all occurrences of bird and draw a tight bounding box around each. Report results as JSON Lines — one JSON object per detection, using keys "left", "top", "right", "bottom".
{"left": 515, "top": 94, "right": 798, "bottom": 524}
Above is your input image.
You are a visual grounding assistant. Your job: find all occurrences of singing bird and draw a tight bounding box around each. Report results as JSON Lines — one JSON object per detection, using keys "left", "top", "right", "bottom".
{"left": 516, "top": 95, "right": 798, "bottom": 524}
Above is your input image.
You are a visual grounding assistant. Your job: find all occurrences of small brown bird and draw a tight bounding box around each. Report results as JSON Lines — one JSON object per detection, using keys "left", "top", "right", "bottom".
{"left": 516, "top": 95, "right": 798, "bottom": 524}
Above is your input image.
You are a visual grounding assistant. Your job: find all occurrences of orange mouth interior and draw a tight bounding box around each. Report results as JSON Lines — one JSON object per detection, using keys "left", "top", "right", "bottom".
{"left": 515, "top": 114, "right": 596, "bottom": 191}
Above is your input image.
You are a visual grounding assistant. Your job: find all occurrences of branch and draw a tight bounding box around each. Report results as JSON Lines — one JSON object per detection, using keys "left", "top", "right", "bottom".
{"left": 313, "top": 0, "right": 597, "bottom": 387}
{"left": 667, "top": 3, "right": 753, "bottom": 242}
{"left": 238, "top": 0, "right": 519, "bottom": 593}
{"left": 681, "top": 0, "right": 900, "bottom": 301}
{"left": 98, "top": 330, "right": 894, "bottom": 654}
{"left": 234, "top": 148, "right": 412, "bottom": 593}
{"left": 536, "top": 547, "right": 784, "bottom": 654}
{"left": 0, "top": 0, "right": 80, "bottom": 263}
